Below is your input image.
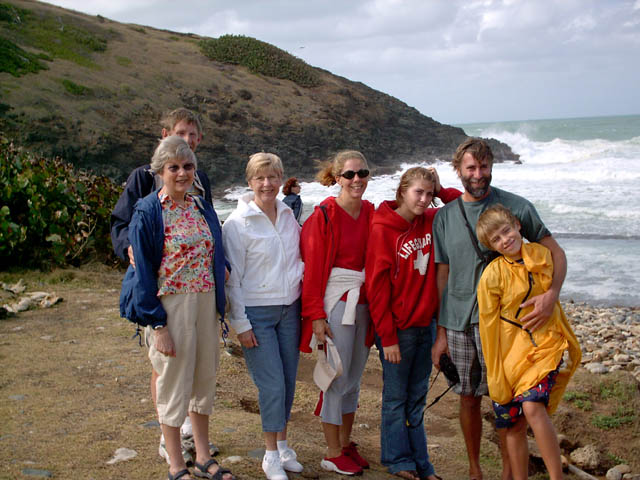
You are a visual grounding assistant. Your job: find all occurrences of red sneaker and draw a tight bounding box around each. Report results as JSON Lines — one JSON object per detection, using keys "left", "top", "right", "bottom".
{"left": 342, "top": 442, "right": 369, "bottom": 469}
{"left": 320, "top": 454, "right": 363, "bottom": 476}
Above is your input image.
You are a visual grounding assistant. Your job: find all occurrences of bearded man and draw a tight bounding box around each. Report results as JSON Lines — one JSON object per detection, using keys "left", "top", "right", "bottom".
{"left": 431, "top": 138, "right": 566, "bottom": 480}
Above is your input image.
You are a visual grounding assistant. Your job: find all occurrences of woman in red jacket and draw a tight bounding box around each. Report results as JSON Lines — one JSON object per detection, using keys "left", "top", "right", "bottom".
{"left": 300, "top": 150, "right": 374, "bottom": 476}
{"left": 365, "top": 167, "right": 460, "bottom": 480}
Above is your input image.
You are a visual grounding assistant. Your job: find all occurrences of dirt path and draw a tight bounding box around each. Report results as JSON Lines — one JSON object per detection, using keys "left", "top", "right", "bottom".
{"left": 1, "top": 268, "right": 635, "bottom": 479}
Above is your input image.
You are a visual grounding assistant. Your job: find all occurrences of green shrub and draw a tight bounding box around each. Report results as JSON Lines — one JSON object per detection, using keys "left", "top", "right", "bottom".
{"left": 0, "top": 36, "right": 49, "bottom": 76}
{"left": 0, "top": 2, "right": 107, "bottom": 68}
{"left": 0, "top": 136, "right": 121, "bottom": 268}
{"left": 0, "top": 2, "right": 24, "bottom": 24}
{"left": 563, "top": 391, "right": 593, "bottom": 410}
{"left": 199, "top": 34, "right": 321, "bottom": 88}
{"left": 61, "top": 78, "right": 90, "bottom": 95}
{"left": 116, "top": 55, "right": 131, "bottom": 66}
{"left": 592, "top": 408, "right": 636, "bottom": 430}
{"left": 599, "top": 380, "right": 635, "bottom": 401}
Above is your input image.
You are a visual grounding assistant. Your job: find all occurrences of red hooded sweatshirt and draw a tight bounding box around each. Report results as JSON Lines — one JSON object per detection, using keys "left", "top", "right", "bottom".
{"left": 365, "top": 188, "right": 461, "bottom": 347}
{"left": 299, "top": 196, "right": 375, "bottom": 353}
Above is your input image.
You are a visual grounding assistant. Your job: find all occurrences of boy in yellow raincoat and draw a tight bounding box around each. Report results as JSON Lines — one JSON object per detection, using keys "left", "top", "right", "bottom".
{"left": 476, "top": 204, "right": 581, "bottom": 480}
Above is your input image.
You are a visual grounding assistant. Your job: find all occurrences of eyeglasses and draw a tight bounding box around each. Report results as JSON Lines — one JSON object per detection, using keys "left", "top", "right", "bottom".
{"left": 339, "top": 169, "right": 370, "bottom": 180}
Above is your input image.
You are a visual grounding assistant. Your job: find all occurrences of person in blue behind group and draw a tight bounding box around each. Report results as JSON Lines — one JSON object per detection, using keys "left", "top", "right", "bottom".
{"left": 121, "top": 136, "right": 233, "bottom": 480}
{"left": 282, "top": 177, "right": 303, "bottom": 223}
{"left": 111, "top": 108, "right": 220, "bottom": 466}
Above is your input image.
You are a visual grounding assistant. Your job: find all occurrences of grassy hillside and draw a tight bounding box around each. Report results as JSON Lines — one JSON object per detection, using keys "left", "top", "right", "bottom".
{"left": 0, "top": 0, "right": 518, "bottom": 188}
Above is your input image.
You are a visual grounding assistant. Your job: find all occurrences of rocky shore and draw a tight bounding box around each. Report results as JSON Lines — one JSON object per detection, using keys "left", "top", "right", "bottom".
{"left": 558, "top": 301, "right": 640, "bottom": 480}
{"left": 563, "top": 302, "right": 640, "bottom": 383}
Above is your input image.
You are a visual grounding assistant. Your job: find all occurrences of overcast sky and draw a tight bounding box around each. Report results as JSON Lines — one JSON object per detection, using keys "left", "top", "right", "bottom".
{"left": 44, "top": 0, "right": 640, "bottom": 124}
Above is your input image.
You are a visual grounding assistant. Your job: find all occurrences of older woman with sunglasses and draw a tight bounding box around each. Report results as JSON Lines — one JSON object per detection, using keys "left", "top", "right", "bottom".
{"left": 300, "top": 150, "right": 375, "bottom": 476}
{"left": 123, "top": 136, "right": 232, "bottom": 480}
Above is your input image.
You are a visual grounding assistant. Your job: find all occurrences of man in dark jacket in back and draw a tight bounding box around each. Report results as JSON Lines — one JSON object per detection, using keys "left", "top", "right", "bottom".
{"left": 110, "top": 107, "right": 218, "bottom": 466}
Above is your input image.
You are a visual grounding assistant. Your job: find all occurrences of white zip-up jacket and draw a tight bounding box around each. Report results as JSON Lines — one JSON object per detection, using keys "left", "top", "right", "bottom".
{"left": 222, "top": 193, "right": 304, "bottom": 334}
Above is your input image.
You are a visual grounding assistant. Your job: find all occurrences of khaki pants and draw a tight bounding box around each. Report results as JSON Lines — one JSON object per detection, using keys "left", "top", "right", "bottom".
{"left": 148, "top": 291, "right": 219, "bottom": 427}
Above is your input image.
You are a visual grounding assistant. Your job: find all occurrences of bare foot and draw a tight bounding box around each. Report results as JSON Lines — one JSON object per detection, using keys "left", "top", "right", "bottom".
{"left": 394, "top": 471, "right": 420, "bottom": 480}
{"left": 469, "top": 467, "right": 483, "bottom": 480}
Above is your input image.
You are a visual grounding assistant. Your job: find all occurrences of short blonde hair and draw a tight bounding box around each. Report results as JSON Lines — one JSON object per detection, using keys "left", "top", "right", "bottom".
{"left": 316, "top": 150, "right": 368, "bottom": 186}
{"left": 149, "top": 135, "right": 197, "bottom": 173}
{"left": 476, "top": 204, "right": 520, "bottom": 250}
{"left": 246, "top": 152, "right": 284, "bottom": 181}
{"left": 396, "top": 167, "right": 436, "bottom": 206}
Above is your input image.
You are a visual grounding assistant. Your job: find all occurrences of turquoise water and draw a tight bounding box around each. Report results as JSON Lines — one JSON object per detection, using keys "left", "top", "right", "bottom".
{"left": 457, "top": 114, "right": 640, "bottom": 142}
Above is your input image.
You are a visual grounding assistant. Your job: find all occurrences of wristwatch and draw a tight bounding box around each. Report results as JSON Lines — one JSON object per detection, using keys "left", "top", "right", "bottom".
{"left": 153, "top": 324, "right": 166, "bottom": 330}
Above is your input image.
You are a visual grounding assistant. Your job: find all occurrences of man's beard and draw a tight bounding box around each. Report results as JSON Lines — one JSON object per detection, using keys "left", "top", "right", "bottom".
{"left": 461, "top": 173, "right": 492, "bottom": 199}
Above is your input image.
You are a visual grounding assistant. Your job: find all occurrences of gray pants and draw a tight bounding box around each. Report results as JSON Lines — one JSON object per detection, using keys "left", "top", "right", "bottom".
{"left": 320, "top": 301, "right": 371, "bottom": 425}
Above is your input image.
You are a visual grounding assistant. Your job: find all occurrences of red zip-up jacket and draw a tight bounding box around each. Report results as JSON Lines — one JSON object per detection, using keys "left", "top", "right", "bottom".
{"left": 299, "top": 196, "right": 375, "bottom": 353}
{"left": 365, "top": 187, "right": 461, "bottom": 347}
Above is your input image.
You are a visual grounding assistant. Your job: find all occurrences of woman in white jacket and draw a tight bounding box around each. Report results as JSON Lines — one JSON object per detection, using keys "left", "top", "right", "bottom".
{"left": 222, "top": 153, "right": 305, "bottom": 480}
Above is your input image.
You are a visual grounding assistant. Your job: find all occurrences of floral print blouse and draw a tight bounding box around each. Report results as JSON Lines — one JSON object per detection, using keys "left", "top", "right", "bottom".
{"left": 157, "top": 193, "right": 215, "bottom": 296}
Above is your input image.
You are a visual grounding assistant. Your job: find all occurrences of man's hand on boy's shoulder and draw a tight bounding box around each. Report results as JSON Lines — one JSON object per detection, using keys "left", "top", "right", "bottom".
{"left": 522, "top": 235, "right": 567, "bottom": 332}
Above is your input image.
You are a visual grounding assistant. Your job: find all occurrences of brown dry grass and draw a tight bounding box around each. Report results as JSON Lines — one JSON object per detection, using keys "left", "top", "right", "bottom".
{"left": 1, "top": 266, "right": 638, "bottom": 479}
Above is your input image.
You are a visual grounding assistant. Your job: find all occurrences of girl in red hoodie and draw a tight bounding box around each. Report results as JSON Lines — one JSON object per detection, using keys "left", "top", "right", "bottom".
{"left": 365, "top": 167, "right": 460, "bottom": 480}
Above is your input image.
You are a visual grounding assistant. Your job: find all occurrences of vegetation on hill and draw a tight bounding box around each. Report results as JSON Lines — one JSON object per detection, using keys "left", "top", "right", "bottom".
{"left": 200, "top": 34, "right": 321, "bottom": 88}
{"left": 0, "top": 136, "right": 120, "bottom": 268}
{"left": 0, "top": 36, "right": 49, "bottom": 76}
{"left": 0, "top": 1, "right": 108, "bottom": 70}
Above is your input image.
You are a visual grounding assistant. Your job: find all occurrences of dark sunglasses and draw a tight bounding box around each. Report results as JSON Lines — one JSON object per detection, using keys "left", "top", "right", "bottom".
{"left": 339, "top": 169, "right": 370, "bottom": 180}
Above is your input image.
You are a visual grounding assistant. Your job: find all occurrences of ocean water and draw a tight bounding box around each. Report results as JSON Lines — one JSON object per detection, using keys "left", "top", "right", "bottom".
{"left": 217, "top": 115, "right": 640, "bottom": 307}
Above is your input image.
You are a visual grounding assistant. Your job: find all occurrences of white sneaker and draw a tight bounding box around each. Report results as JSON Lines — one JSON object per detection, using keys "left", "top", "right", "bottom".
{"left": 280, "top": 447, "right": 303, "bottom": 473}
{"left": 158, "top": 438, "right": 193, "bottom": 466}
{"left": 262, "top": 453, "right": 288, "bottom": 480}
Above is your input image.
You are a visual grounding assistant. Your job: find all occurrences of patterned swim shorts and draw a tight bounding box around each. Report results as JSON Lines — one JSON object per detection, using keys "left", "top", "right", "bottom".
{"left": 493, "top": 367, "right": 560, "bottom": 429}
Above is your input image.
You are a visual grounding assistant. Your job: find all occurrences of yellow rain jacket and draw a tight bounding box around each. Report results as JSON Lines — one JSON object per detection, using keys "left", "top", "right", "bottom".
{"left": 478, "top": 242, "right": 581, "bottom": 413}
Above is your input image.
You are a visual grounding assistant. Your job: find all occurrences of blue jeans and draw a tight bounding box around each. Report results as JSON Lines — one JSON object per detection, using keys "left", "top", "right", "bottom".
{"left": 243, "top": 299, "right": 301, "bottom": 432}
{"left": 375, "top": 323, "right": 436, "bottom": 477}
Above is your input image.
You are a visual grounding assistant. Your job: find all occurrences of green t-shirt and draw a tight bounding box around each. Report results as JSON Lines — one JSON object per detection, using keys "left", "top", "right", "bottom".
{"left": 433, "top": 187, "right": 551, "bottom": 331}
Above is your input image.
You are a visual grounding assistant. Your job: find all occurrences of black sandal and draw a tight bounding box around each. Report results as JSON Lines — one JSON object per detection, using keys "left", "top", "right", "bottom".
{"left": 193, "top": 458, "right": 235, "bottom": 480}
{"left": 168, "top": 468, "right": 192, "bottom": 480}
